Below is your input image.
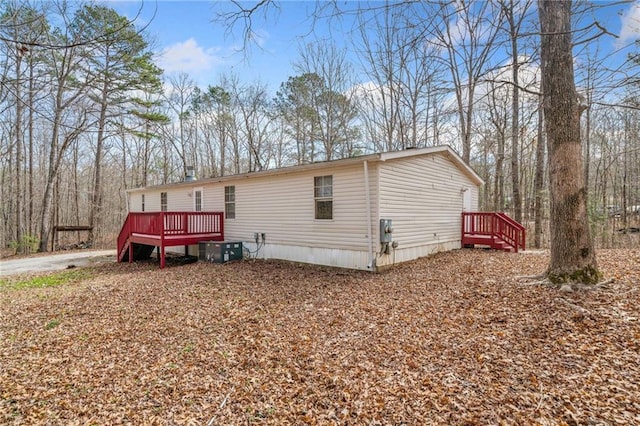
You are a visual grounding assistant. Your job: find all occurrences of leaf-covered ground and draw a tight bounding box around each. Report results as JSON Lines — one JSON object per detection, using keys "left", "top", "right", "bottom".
{"left": 1, "top": 249, "right": 639, "bottom": 425}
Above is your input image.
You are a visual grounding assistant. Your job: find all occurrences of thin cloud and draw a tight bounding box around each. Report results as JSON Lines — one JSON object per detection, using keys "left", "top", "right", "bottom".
{"left": 618, "top": 1, "right": 640, "bottom": 46}
{"left": 250, "top": 28, "right": 270, "bottom": 49}
{"left": 157, "top": 38, "right": 222, "bottom": 74}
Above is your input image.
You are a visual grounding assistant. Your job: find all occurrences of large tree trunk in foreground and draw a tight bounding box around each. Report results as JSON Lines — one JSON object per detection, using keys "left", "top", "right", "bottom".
{"left": 539, "top": 0, "right": 600, "bottom": 284}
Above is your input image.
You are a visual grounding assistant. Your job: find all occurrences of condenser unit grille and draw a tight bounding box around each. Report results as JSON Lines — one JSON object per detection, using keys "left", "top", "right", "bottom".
{"left": 198, "top": 241, "right": 243, "bottom": 263}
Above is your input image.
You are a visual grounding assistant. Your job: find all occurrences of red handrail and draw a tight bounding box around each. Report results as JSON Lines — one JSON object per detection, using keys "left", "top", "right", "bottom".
{"left": 117, "top": 211, "right": 224, "bottom": 263}
{"left": 462, "top": 212, "right": 526, "bottom": 252}
{"left": 127, "top": 211, "right": 224, "bottom": 236}
{"left": 117, "top": 213, "right": 131, "bottom": 261}
{"left": 495, "top": 212, "right": 526, "bottom": 249}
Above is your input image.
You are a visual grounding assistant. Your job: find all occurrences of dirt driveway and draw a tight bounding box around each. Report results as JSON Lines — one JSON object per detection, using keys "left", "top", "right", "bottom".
{"left": 0, "top": 250, "right": 115, "bottom": 276}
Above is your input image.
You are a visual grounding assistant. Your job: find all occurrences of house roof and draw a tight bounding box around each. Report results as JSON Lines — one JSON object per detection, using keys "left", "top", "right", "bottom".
{"left": 126, "top": 145, "right": 483, "bottom": 193}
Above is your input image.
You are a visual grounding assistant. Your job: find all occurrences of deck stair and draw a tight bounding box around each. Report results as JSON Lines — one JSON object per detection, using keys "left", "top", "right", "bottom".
{"left": 117, "top": 211, "right": 224, "bottom": 268}
{"left": 462, "top": 212, "right": 526, "bottom": 253}
{"left": 118, "top": 242, "right": 156, "bottom": 264}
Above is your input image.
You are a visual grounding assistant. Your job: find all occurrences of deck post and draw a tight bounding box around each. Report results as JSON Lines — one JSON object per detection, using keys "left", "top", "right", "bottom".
{"left": 160, "top": 212, "right": 165, "bottom": 269}
{"left": 493, "top": 213, "right": 498, "bottom": 246}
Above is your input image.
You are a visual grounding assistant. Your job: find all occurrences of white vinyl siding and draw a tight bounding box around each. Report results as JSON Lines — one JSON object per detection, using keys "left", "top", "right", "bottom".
{"left": 168, "top": 163, "right": 379, "bottom": 252}
{"left": 124, "top": 146, "right": 481, "bottom": 270}
{"left": 378, "top": 153, "right": 479, "bottom": 248}
{"left": 164, "top": 188, "right": 193, "bottom": 211}
{"left": 218, "top": 163, "right": 376, "bottom": 251}
{"left": 129, "top": 189, "right": 193, "bottom": 213}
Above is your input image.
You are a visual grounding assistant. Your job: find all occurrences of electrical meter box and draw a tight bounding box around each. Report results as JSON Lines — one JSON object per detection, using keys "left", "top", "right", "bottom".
{"left": 380, "top": 219, "right": 393, "bottom": 242}
{"left": 198, "top": 241, "right": 243, "bottom": 263}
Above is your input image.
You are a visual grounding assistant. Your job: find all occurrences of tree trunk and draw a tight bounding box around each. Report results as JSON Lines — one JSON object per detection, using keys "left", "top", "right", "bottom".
{"left": 15, "top": 52, "right": 23, "bottom": 253}
{"left": 38, "top": 134, "right": 58, "bottom": 252}
{"left": 220, "top": 120, "right": 227, "bottom": 176}
{"left": 534, "top": 86, "right": 546, "bottom": 248}
{"left": 494, "top": 132, "right": 505, "bottom": 211}
{"left": 88, "top": 80, "right": 109, "bottom": 245}
{"left": 509, "top": 17, "right": 522, "bottom": 223}
{"left": 28, "top": 54, "right": 35, "bottom": 237}
{"left": 539, "top": 0, "right": 600, "bottom": 284}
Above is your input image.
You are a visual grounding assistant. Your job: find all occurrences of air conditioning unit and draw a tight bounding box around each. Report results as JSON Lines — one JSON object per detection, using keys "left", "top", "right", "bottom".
{"left": 198, "top": 241, "right": 243, "bottom": 263}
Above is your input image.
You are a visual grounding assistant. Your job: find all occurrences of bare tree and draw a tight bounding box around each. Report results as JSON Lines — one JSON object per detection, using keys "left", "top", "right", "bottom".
{"left": 485, "top": 80, "right": 509, "bottom": 211}
{"left": 295, "top": 41, "right": 359, "bottom": 160}
{"left": 37, "top": 2, "right": 96, "bottom": 252}
{"left": 231, "top": 80, "right": 271, "bottom": 171}
{"left": 163, "top": 73, "right": 197, "bottom": 178}
{"left": 431, "top": 0, "right": 503, "bottom": 163}
{"left": 499, "top": 0, "right": 535, "bottom": 223}
{"left": 355, "top": 3, "right": 446, "bottom": 152}
{"left": 1, "top": 3, "right": 48, "bottom": 252}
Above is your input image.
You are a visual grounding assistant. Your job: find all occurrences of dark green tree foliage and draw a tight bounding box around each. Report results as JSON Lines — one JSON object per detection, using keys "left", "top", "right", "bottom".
{"left": 71, "top": 5, "right": 161, "bottom": 243}
{"left": 127, "top": 56, "right": 167, "bottom": 187}
{"left": 275, "top": 72, "right": 357, "bottom": 163}
{"left": 275, "top": 73, "right": 323, "bottom": 164}
{"left": 190, "top": 85, "right": 233, "bottom": 176}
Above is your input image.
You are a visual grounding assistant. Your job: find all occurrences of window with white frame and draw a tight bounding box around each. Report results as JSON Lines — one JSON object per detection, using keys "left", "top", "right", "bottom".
{"left": 314, "top": 175, "right": 333, "bottom": 220}
{"left": 160, "top": 192, "right": 167, "bottom": 212}
{"left": 194, "top": 188, "right": 203, "bottom": 211}
{"left": 225, "top": 186, "right": 235, "bottom": 219}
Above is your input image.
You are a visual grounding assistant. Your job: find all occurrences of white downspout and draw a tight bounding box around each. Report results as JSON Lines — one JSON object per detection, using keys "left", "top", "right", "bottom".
{"left": 364, "top": 160, "right": 374, "bottom": 270}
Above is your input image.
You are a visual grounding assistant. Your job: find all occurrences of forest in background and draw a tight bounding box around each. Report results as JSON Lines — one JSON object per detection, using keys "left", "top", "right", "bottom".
{"left": 1, "top": 0, "right": 639, "bottom": 254}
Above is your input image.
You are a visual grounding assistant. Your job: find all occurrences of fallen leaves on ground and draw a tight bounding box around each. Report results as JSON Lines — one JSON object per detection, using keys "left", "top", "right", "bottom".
{"left": 1, "top": 249, "right": 639, "bottom": 425}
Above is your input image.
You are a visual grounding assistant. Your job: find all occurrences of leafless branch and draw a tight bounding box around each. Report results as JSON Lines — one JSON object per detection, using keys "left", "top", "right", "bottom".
{"left": 0, "top": 1, "right": 154, "bottom": 50}
{"left": 480, "top": 78, "right": 542, "bottom": 96}
{"left": 213, "top": 0, "right": 279, "bottom": 51}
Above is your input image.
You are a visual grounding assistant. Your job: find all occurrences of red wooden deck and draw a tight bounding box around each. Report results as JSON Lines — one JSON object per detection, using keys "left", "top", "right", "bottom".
{"left": 462, "top": 212, "right": 526, "bottom": 252}
{"left": 117, "top": 212, "right": 224, "bottom": 268}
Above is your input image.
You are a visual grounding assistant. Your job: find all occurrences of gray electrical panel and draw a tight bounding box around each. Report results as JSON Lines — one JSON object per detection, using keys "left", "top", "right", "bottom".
{"left": 380, "top": 219, "right": 393, "bottom": 242}
{"left": 199, "top": 241, "right": 243, "bottom": 263}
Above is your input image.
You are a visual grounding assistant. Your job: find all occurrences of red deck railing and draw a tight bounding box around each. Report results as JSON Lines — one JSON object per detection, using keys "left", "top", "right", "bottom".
{"left": 117, "top": 211, "right": 224, "bottom": 268}
{"left": 462, "top": 212, "right": 526, "bottom": 252}
{"left": 117, "top": 213, "right": 132, "bottom": 261}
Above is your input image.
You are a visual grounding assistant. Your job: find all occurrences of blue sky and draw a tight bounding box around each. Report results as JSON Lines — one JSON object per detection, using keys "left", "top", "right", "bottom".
{"left": 107, "top": 1, "right": 640, "bottom": 92}
{"left": 110, "top": 1, "right": 333, "bottom": 91}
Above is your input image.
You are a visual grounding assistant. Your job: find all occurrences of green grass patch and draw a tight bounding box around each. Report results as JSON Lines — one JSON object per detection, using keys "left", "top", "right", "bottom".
{"left": 0, "top": 269, "right": 94, "bottom": 291}
{"left": 45, "top": 319, "right": 61, "bottom": 330}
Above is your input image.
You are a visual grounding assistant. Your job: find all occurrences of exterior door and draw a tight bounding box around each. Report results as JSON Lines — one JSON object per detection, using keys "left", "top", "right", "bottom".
{"left": 194, "top": 188, "right": 203, "bottom": 211}
{"left": 462, "top": 188, "right": 472, "bottom": 212}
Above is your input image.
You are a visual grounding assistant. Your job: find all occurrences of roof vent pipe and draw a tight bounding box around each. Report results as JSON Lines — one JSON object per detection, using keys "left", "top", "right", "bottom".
{"left": 185, "top": 166, "right": 196, "bottom": 182}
